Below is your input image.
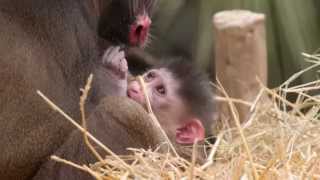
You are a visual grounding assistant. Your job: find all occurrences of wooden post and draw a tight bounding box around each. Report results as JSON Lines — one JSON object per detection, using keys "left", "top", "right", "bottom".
{"left": 213, "top": 10, "right": 268, "bottom": 123}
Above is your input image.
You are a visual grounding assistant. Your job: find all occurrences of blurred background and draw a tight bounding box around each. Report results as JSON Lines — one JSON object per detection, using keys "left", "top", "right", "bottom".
{"left": 145, "top": 0, "right": 320, "bottom": 88}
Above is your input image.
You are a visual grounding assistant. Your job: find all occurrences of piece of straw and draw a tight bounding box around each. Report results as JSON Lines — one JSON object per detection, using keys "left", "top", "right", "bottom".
{"left": 79, "top": 74, "right": 104, "bottom": 162}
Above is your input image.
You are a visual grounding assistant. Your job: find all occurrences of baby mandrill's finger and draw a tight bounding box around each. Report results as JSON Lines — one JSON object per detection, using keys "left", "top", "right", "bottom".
{"left": 107, "top": 46, "right": 121, "bottom": 59}
{"left": 114, "top": 50, "right": 125, "bottom": 61}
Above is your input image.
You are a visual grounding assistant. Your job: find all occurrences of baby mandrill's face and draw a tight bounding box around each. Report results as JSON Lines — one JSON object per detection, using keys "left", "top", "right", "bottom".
{"left": 127, "top": 68, "right": 178, "bottom": 109}
{"left": 127, "top": 68, "right": 205, "bottom": 145}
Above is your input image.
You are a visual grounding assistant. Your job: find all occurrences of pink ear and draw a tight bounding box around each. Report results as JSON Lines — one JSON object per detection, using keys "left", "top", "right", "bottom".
{"left": 175, "top": 119, "right": 205, "bottom": 145}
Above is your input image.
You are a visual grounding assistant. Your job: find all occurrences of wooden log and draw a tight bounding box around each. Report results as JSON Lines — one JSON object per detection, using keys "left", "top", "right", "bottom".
{"left": 213, "top": 10, "right": 268, "bottom": 123}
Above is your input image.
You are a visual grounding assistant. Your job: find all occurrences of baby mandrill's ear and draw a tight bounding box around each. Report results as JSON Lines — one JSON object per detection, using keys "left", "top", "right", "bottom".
{"left": 175, "top": 119, "right": 205, "bottom": 145}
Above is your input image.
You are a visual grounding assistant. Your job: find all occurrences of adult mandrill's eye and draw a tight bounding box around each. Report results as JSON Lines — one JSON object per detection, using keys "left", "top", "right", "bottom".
{"left": 156, "top": 85, "right": 166, "bottom": 95}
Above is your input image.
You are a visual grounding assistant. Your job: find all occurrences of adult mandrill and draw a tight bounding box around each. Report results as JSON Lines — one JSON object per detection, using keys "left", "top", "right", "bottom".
{"left": 0, "top": 0, "right": 156, "bottom": 179}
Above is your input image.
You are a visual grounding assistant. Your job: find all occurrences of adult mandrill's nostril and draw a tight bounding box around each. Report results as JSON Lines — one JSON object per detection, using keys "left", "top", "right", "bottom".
{"left": 135, "top": 25, "right": 143, "bottom": 37}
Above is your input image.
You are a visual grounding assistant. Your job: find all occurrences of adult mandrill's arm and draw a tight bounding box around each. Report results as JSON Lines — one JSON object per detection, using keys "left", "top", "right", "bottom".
{"left": 33, "top": 96, "right": 167, "bottom": 180}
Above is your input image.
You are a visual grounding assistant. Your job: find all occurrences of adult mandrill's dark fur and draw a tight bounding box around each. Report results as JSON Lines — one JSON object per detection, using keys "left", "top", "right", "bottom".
{"left": 0, "top": 0, "right": 156, "bottom": 179}
{"left": 32, "top": 96, "right": 167, "bottom": 180}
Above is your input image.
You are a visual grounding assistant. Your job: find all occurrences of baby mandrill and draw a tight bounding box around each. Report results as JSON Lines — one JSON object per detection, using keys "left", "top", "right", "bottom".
{"left": 101, "top": 46, "right": 215, "bottom": 145}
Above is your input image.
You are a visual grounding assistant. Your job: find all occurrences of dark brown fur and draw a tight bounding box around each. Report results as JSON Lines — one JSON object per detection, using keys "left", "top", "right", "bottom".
{"left": 126, "top": 47, "right": 158, "bottom": 75}
{"left": 33, "top": 95, "right": 208, "bottom": 180}
{"left": 0, "top": 0, "right": 156, "bottom": 179}
{"left": 32, "top": 96, "right": 167, "bottom": 180}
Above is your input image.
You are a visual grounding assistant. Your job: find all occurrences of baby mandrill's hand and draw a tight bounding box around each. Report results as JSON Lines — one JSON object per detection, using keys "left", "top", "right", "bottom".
{"left": 102, "top": 46, "right": 128, "bottom": 80}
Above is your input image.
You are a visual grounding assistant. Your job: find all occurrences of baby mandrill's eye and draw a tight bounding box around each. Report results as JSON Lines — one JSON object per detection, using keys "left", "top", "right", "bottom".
{"left": 145, "top": 71, "right": 156, "bottom": 81}
{"left": 156, "top": 85, "right": 166, "bottom": 95}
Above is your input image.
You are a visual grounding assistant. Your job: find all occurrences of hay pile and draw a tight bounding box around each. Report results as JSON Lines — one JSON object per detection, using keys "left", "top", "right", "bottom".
{"left": 44, "top": 53, "right": 320, "bottom": 179}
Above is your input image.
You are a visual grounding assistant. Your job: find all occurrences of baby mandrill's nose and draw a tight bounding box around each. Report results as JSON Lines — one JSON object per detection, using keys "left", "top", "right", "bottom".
{"left": 127, "top": 88, "right": 138, "bottom": 97}
{"left": 128, "top": 81, "right": 140, "bottom": 93}
{"left": 127, "top": 81, "right": 144, "bottom": 104}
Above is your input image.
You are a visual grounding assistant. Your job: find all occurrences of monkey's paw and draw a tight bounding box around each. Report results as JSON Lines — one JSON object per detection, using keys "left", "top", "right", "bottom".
{"left": 102, "top": 46, "right": 128, "bottom": 79}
